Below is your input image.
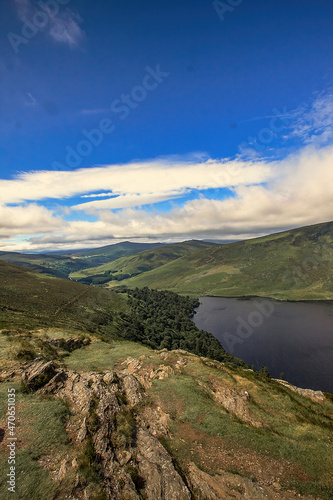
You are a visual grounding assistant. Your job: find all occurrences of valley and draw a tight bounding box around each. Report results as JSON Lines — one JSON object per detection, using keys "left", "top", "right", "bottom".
{"left": 72, "top": 221, "right": 333, "bottom": 301}
{"left": 0, "top": 221, "right": 332, "bottom": 499}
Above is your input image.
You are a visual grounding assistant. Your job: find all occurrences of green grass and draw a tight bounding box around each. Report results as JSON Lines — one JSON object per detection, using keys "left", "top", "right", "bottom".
{"left": 0, "top": 335, "right": 16, "bottom": 371}
{"left": 0, "top": 259, "right": 128, "bottom": 333}
{"left": 112, "top": 221, "right": 333, "bottom": 300}
{"left": 64, "top": 339, "right": 152, "bottom": 372}
{"left": 70, "top": 240, "right": 216, "bottom": 282}
{"left": 149, "top": 362, "right": 333, "bottom": 494}
{"left": 0, "top": 382, "right": 70, "bottom": 500}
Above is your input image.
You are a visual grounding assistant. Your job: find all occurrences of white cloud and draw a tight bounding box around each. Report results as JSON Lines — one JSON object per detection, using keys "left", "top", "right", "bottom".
{"left": 0, "top": 203, "right": 62, "bottom": 239}
{"left": 7, "top": 143, "right": 326, "bottom": 252}
{"left": 287, "top": 89, "right": 333, "bottom": 145}
{"left": 0, "top": 158, "right": 272, "bottom": 206}
{"left": 24, "top": 92, "right": 38, "bottom": 107}
{"left": 81, "top": 192, "right": 114, "bottom": 198}
{"left": 1, "top": 85, "right": 333, "bottom": 252}
{"left": 18, "top": 144, "right": 333, "bottom": 250}
{"left": 13, "top": 0, "right": 85, "bottom": 49}
{"left": 48, "top": 10, "right": 85, "bottom": 48}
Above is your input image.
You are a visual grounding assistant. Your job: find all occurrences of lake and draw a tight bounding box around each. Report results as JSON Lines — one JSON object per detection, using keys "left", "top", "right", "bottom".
{"left": 193, "top": 296, "right": 333, "bottom": 393}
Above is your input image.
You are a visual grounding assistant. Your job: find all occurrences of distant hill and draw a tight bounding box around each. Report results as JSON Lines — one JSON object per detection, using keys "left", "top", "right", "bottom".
{"left": 0, "top": 242, "right": 165, "bottom": 279}
{"left": 70, "top": 240, "right": 217, "bottom": 284}
{"left": 108, "top": 221, "right": 333, "bottom": 300}
{"left": 57, "top": 241, "right": 164, "bottom": 262}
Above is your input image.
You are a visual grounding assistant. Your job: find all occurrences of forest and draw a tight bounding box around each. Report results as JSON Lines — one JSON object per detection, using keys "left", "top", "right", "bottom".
{"left": 115, "top": 287, "right": 247, "bottom": 366}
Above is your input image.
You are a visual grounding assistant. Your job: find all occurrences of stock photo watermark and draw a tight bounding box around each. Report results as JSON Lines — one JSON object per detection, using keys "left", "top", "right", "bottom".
{"left": 213, "top": 0, "right": 244, "bottom": 22}
{"left": 222, "top": 237, "right": 332, "bottom": 355}
{"left": 238, "top": 107, "right": 295, "bottom": 153}
{"left": 208, "top": 105, "right": 295, "bottom": 187}
{"left": 6, "top": 388, "right": 17, "bottom": 493}
{"left": 222, "top": 299, "right": 274, "bottom": 353}
{"left": 282, "top": 239, "right": 332, "bottom": 287}
{"left": 8, "top": 0, "right": 72, "bottom": 54}
{"left": 51, "top": 65, "right": 170, "bottom": 170}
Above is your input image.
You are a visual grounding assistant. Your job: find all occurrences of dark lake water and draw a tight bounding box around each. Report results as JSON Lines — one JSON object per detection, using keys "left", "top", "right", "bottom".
{"left": 193, "top": 297, "right": 333, "bottom": 393}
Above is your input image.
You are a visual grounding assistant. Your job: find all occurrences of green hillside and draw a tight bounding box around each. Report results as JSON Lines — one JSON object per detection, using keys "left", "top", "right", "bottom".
{"left": 108, "top": 221, "right": 333, "bottom": 300}
{"left": 0, "top": 242, "right": 164, "bottom": 280}
{"left": 70, "top": 240, "right": 217, "bottom": 284}
{"left": 59, "top": 241, "right": 164, "bottom": 265}
{"left": 0, "top": 260, "right": 237, "bottom": 364}
{"left": 0, "top": 251, "right": 86, "bottom": 279}
{"left": 0, "top": 259, "right": 127, "bottom": 333}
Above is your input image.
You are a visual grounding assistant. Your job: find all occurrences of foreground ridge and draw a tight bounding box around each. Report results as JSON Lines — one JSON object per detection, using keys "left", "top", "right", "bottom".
{"left": 1, "top": 333, "right": 332, "bottom": 499}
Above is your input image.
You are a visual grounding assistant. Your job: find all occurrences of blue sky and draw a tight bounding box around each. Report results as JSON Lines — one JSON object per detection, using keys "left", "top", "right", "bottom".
{"left": 0, "top": 0, "right": 333, "bottom": 251}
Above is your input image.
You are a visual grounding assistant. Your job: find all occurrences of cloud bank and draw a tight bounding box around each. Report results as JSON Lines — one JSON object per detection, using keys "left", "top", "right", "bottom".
{"left": 1, "top": 89, "right": 333, "bottom": 252}
{"left": 0, "top": 143, "right": 332, "bottom": 251}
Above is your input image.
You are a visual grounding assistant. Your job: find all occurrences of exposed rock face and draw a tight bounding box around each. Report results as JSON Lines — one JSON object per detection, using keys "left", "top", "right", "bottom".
{"left": 187, "top": 463, "right": 304, "bottom": 500}
{"left": 136, "top": 429, "right": 191, "bottom": 499}
{"left": 275, "top": 379, "right": 326, "bottom": 403}
{"left": 22, "top": 358, "right": 57, "bottom": 390}
{"left": 46, "top": 337, "right": 90, "bottom": 352}
{"left": 17, "top": 351, "right": 324, "bottom": 500}
{"left": 122, "top": 374, "right": 142, "bottom": 406}
{"left": 21, "top": 358, "right": 190, "bottom": 499}
{"left": 198, "top": 377, "right": 262, "bottom": 427}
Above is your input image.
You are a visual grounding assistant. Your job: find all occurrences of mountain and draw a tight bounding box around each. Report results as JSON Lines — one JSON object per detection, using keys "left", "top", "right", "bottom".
{"left": 110, "top": 221, "right": 333, "bottom": 300}
{"left": 70, "top": 240, "right": 217, "bottom": 284}
{"left": 56, "top": 241, "right": 164, "bottom": 263}
{"left": 0, "top": 242, "right": 165, "bottom": 280}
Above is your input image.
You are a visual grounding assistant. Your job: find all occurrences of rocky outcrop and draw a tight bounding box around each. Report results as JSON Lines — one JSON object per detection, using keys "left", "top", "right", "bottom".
{"left": 187, "top": 463, "right": 304, "bottom": 500}
{"left": 20, "top": 359, "right": 191, "bottom": 499}
{"left": 17, "top": 351, "right": 324, "bottom": 500}
{"left": 22, "top": 358, "right": 57, "bottom": 390}
{"left": 136, "top": 429, "right": 191, "bottom": 499}
{"left": 46, "top": 337, "right": 90, "bottom": 352}
{"left": 275, "top": 379, "right": 326, "bottom": 403}
{"left": 197, "top": 377, "right": 262, "bottom": 428}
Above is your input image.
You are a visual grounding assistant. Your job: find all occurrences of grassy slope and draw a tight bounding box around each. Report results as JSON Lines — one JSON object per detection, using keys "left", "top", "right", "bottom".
{"left": 113, "top": 221, "right": 333, "bottom": 300}
{"left": 0, "top": 259, "right": 127, "bottom": 332}
{"left": 70, "top": 240, "right": 217, "bottom": 280}
{"left": 0, "top": 252, "right": 86, "bottom": 279}
{"left": 1, "top": 334, "right": 332, "bottom": 499}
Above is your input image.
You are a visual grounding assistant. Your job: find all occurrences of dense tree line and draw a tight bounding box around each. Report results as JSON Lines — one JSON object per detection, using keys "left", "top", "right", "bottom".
{"left": 116, "top": 287, "right": 246, "bottom": 366}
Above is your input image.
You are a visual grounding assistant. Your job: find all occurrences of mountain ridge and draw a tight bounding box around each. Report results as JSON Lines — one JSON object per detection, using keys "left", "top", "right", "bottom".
{"left": 103, "top": 221, "right": 333, "bottom": 301}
